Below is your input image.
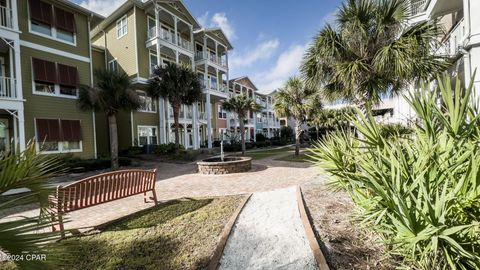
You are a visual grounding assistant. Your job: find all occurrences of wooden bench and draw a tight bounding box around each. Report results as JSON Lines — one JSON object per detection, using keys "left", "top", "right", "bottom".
{"left": 50, "top": 169, "right": 158, "bottom": 235}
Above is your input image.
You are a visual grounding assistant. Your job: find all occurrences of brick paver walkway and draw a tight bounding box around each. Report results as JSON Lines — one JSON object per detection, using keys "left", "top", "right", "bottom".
{"left": 1, "top": 153, "right": 319, "bottom": 233}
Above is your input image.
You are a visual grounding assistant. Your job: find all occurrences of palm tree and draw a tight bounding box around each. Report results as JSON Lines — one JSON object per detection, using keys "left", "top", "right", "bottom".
{"left": 147, "top": 63, "right": 202, "bottom": 154}
{"left": 273, "top": 77, "right": 318, "bottom": 156}
{"left": 0, "top": 142, "right": 64, "bottom": 269}
{"left": 301, "top": 0, "right": 447, "bottom": 113}
{"left": 78, "top": 69, "right": 141, "bottom": 169}
{"left": 222, "top": 94, "right": 261, "bottom": 155}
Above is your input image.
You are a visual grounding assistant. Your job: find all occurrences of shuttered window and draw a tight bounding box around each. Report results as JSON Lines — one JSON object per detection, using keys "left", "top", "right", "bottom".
{"left": 60, "top": 120, "right": 82, "bottom": 141}
{"left": 58, "top": 64, "right": 79, "bottom": 87}
{"left": 54, "top": 7, "right": 76, "bottom": 33}
{"left": 29, "top": 0, "right": 53, "bottom": 25}
{"left": 32, "top": 58, "right": 57, "bottom": 84}
{"left": 36, "top": 119, "right": 61, "bottom": 142}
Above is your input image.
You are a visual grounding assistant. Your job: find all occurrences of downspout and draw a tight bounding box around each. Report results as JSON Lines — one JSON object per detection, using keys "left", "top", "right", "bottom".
{"left": 88, "top": 15, "right": 98, "bottom": 159}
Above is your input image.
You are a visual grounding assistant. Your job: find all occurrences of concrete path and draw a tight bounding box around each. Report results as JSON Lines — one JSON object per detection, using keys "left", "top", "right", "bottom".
{"left": 218, "top": 187, "right": 318, "bottom": 270}
{"left": 0, "top": 153, "right": 319, "bottom": 233}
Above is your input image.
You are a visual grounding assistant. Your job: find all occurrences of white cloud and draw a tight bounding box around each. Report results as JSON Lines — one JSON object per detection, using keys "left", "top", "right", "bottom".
{"left": 77, "top": 0, "right": 126, "bottom": 16}
{"left": 230, "top": 39, "right": 279, "bottom": 68}
{"left": 197, "top": 12, "right": 236, "bottom": 40}
{"left": 254, "top": 43, "right": 309, "bottom": 92}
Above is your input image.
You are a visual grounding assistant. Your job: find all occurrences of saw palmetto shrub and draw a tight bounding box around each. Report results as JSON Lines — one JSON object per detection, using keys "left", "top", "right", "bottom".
{"left": 309, "top": 75, "right": 480, "bottom": 269}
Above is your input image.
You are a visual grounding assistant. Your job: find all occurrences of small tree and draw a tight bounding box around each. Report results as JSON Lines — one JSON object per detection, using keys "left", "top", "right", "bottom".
{"left": 273, "top": 77, "right": 318, "bottom": 156}
{"left": 79, "top": 69, "right": 141, "bottom": 169}
{"left": 147, "top": 63, "right": 202, "bottom": 154}
{"left": 222, "top": 94, "right": 261, "bottom": 155}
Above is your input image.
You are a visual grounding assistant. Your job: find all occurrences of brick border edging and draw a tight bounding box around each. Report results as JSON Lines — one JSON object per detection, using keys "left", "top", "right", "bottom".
{"left": 207, "top": 194, "right": 252, "bottom": 270}
{"left": 296, "top": 186, "right": 330, "bottom": 270}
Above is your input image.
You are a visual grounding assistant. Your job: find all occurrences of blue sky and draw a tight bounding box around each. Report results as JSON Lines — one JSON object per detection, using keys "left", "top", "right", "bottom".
{"left": 73, "top": 0, "right": 342, "bottom": 92}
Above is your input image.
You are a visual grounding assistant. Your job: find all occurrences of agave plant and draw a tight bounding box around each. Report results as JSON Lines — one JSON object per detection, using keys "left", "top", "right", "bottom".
{"left": 309, "top": 74, "right": 480, "bottom": 269}
{"left": 0, "top": 142, "right": 64, "bottom": 269}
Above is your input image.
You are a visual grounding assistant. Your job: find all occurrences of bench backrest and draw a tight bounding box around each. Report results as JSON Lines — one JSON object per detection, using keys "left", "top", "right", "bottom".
{"left": 54, "top": 169, "right": 157, "bottom": 213}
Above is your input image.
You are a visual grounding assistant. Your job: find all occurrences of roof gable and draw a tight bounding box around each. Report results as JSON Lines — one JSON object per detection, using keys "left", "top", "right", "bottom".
{"left": 230, "top": 76, "right": 258, "bottom": 91}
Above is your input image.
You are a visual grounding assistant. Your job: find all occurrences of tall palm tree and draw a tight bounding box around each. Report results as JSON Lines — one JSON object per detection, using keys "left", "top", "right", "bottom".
{"left": 222, "top": 94, "right": 261, "bottom": 155}
{"left": 78, "top": 69, "right": 141, "bottom": 169}
{"left": 0, "top": 142, "right": 64, "bottom": 269}
{"left": 274, "top": 77, "right": 318, "bottom": 156}
{"left": 301, "top": 0, "right": 447, "bottom": 113}
{"left": 147, "top": 63, "right": 202, "bottom": 154}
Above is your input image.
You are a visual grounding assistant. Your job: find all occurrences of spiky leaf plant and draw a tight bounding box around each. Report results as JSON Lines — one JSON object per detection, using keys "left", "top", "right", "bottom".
{"left": 309, "top": 74, "right": 480, "bottom": 269}
{"left": 0, "top": 142, "right": 64, "bottom": 269}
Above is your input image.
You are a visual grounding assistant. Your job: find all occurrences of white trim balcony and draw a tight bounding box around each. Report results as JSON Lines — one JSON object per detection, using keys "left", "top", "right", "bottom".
{"left": 146, "top": 26, "right": 194, "bottom": 55}
{"left": 0, "top": 5, "right": 13, "bottom": 29}
{"left": 437, "top": 18, "right": 465, "bottom": 58}
{"left": 0, "top": 76, "right": 17, "bottom": 100}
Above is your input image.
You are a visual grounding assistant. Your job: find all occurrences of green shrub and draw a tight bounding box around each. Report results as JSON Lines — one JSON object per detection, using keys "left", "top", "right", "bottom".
{"left": 61, "top": 156, "right": 132, "bottom": 173}
{"left": 309, "top": 75, "right": 480, "bottom": 269}
{"left": 224, "top": 143, "right": 241, "bottom": 152}
{"left": 153, "top": 143, "right": 184, "bottom": 155}
{"left": 255, "top": 133, "right": 266, "bottom": 142}
{"left": 280, "top": 126, "right": 294, "bottom": 142}
{"left": 127, "top": 146, "right": 143, "bottom": 155}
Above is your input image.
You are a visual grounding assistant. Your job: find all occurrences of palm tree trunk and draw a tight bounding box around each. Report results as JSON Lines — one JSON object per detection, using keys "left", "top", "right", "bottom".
{"left": 108, "top": 114, "right": 119, "bottom": 169}
{"left": 295, "top": 119, "right": 301, "bottom": 156}
{"left": 173, "top": 103, "right": 180, "bottom": 155}
{"left": 240, "top": 117, "right": 246, "bottom": 155}
{"left": 316, "top": 124, "right": 319, "bottom": 140}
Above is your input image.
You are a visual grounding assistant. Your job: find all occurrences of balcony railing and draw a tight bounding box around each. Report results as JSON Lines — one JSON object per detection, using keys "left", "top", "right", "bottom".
{"left": 195, "top": 52, "right": 228, "bottom": 68}
{"left": 409, "top": 0, "right": 427, "bottom": 16}
{"left": 147, "top": 27, "right": 193, "bottom": 52}
{"left": 0, "top": 77, "right": 16, "bottom": 99}
{"left": 0, "top": 6, "right": 12, "bottom": 28}
{"left": 198, "top": 78, "right": 229, "bottom": 94}
{"left": 438, "top": 18, "right": 465, "bottom": 57}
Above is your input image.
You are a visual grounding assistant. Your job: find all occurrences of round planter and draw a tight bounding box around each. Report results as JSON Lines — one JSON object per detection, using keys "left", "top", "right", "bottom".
{"left": 197, "top": 157, "right": 252, "bottom": 175}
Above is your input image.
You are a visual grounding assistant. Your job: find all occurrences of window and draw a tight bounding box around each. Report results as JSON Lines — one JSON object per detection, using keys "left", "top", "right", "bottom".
{"left": 36, "top": 118, "right": 82, "bottom": 153}
{"left": 218, "top": 105, "right": 227, "bottom": 119}
{"left": 31, "top": 20, "right": 52, "bottom": 35}
{"left": 117, "top": 16, "right": 127, "bottom": 38}
{"left": 210, "top": 76, "right": 217, "bottom": 90}
{"left": 108, "top": 59, "right": 118, "bottom": 72}
{"left": 137, "top": 90, "right": 156, "bottom": 112}
{"left": 32, "top": 58, "right": 79, "bottom": 98}
{"left": 149, "top": 52, "right": 157, "bottom": 74}
{"left": 138, "top": 126, "right": 157, "bottom": 146}
{"left": 57, "top": 29, "right": 74, "bottom": 43}
{"left": 28, "top": 0, "right": 76, "bottom": 44}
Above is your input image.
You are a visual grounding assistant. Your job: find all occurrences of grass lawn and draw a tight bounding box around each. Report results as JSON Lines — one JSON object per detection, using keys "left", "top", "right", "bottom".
{"left": 274, "top": 153, "right": 315, "bottom": 163}
{"left": 41, "top": 196, "right": 243, "bottom": 270}
{"left": 241, "top": 146, "right": 293, "bottom": 160}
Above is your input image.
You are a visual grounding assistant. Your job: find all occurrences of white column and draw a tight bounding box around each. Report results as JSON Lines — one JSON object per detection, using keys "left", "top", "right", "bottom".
{"left": 216, "top": 68, "right": 219, "bottom": 92}
{"left": 183, "top": 110, "right": 188, "bottom": 147}
{"left": 203, "top": 36, "right": 212, "bottom": 148}
{"left": 174, "top": 17, "right": 178, "bottom": 46}
{"left": 10, "top": 0, "right": 18, "bottom": 30}
{"left": 12, "top": 112, "right": 17, "bottom": 152}
{"left": 189, "top": 25, "right": 194, "bottom": 52}
{"left": 18, "top": 109, "right": 25, "bottom": 152}
{"left": 193, "top": 102, "right": 199, "bottom": 149}
{"left": 155, "top": 7, "right": 166, "bottom": 144}
{"left": 13, "top": 41, "right": 22, "bottom": 100}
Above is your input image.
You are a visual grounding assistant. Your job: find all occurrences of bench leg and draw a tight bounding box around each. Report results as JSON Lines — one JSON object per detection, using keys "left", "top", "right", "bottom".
{"left": 151, "top": 190, "right": 158, "bottom": 205}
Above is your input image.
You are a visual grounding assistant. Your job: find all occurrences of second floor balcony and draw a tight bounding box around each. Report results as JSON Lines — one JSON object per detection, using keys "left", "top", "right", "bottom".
{"left": 195, "top": 52, "right": 228, "bottom": 69}
{"left": 0, "top": 76, "right": 17, "bottom": 100}
{"left": 437, "top": 18, "right": 465, "bottom": 58}
{"left": 0, "top": 5, "right": 13, "bottom": 29}
{"left": 147, "top": 26, "right": 193, "bottom": 53}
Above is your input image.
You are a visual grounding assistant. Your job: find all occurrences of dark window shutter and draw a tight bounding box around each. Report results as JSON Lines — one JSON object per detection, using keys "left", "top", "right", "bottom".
{"left": 32, "top": 58, "right": 58, "bottom": 84}
{"left": 58, "top": 64, "right": 78, "bottom": 87}
{"left": 36, "top": 119, "right": 61, "bottom": 142}
{"left": 60, "top": 120, "right": 82, "bottom": 141}
{"left": 29, "top": 0, "right": 53, "bottom": 25}
{"left": 54, "top": 7, "right": 76, "bottom": 33}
